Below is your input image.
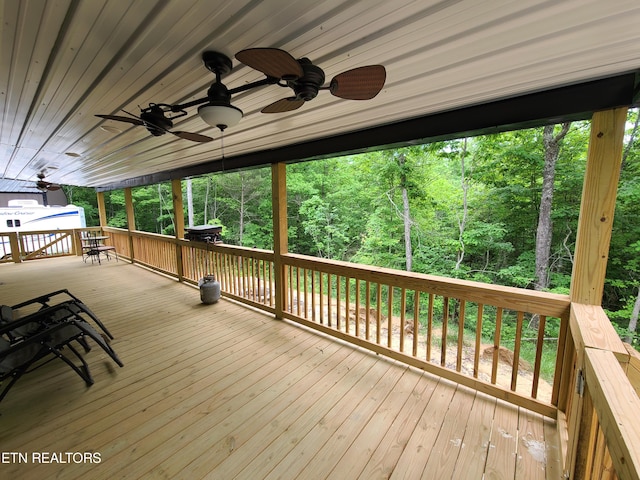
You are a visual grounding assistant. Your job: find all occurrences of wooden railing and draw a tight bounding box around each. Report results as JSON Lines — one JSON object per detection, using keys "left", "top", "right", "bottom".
{"left": 281, "top": 253, "right": 569, "bottom": 417}
{"left": 18, "top": 226, "right": 639, "bottom": 479}
{"left": 103, "top": 227, "right": 275, "bottom": 313}
{"left": 102, "top": 227, "right": 568, "bottom": 416}
{"left": 0, "top": 227, "right": 103, "bottom": 263}
{"left": 556, "top": 303, "right": 640, "bottom": 479}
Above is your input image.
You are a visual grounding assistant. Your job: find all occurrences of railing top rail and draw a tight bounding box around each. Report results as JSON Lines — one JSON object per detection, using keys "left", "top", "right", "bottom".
{"left": 570, "top": 303, "right": 628, "bottom": 361}
{"left": 585, "top": 348, "right": 640, "bottom": 480}
{"left": 283, "top": 252, "right": 570, "bottom": 318}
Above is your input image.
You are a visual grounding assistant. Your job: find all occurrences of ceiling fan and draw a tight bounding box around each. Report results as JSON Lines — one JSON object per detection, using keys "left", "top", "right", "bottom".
{"left": 95, "top": 48, "right": 386, "bottom": 137}
{"left": 235, "top": 48, "right": 386, "bottom": 113}
{"left": 36, "top": 172, "right": 61, "bottom": 192}
{"left": 96, "top": 104, "right": 214, "bottom": 143}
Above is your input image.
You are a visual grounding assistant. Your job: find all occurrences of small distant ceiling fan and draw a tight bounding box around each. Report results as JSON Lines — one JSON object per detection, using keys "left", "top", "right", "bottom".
{"left": 95, "top": 48, "right": 385, "bottom": 139}
{"left": 36, "top": 172, "right": 61, "bottom": 192}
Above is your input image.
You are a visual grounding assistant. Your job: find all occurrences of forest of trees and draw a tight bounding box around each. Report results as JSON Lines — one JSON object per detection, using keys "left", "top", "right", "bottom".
{"left": 63, "top": 109, "right": 640, "bottom": 348}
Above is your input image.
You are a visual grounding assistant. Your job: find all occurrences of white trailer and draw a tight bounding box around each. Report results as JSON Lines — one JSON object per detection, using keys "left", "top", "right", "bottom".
{"left": 0, "top": 199, "right": 86, "bottom": 258}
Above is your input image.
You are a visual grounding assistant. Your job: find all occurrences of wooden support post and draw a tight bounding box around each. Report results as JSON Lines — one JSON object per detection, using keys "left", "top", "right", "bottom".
{"left": 564, "top": 107, "right": 628, "bottom": 478}
{"left": 124, "top": 187, "right": 136, "bottom": 263}
{"left": 9, "top": 232, "right": 21, "bottom": 263}
{"left": 171, "top": 178, "right": 185, "bottom": 282}
{"left": 570, "top": 107, "right": 628, "bottom": 305}
{"left": 96, "top": 191, "right": 107, "bottom": 227}
{"left": 271, "top": 163, "right": 288, "bottom": 319}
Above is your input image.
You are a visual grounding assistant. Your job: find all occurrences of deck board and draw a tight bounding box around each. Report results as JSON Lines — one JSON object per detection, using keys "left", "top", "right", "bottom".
{"left": 0, "top": 257, "right": 561, "bottom": 479}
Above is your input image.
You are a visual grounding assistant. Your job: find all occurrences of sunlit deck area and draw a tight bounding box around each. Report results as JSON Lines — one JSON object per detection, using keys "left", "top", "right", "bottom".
{"left": 0, "top": 257, "right": 561, "bottom": 479}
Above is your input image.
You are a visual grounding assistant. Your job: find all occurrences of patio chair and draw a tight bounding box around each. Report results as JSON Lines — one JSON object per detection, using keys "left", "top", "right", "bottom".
{"left": 4, "top": 288, "right": 114, "bottom": 340}
{"left": 77, "top": 231, "right": 117, "bottom": 265}
{"left": 77, "top": 230, "right": 93, "bottom": 263}
{"left": 0, "top": 304, "right": 124, "bottom": 402}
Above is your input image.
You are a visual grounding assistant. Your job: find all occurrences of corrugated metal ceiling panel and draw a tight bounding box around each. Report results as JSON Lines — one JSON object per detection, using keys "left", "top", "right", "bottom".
{"left": 1, "top": 0, "right": 639, "bottom": 189}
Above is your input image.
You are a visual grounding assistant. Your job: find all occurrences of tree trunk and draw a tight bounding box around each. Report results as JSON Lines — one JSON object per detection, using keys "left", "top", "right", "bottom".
{"left": 398, "top": 154, "right": 413, "bottom": 271}
{"left": 455, "top": 138, "right": 469, "bottom": 271}
{"left": 186, "top": 178, "right": 194, "bottom": 228}
{"left": 535, "top": 123, "right": 571, "bottom": 291}
{"left": 623, "top": 112, "right": 640, "bottom": 340}
{"left": 203, "top": 177, "right": 210, "bottom": 224}
{"left": 625, "top": 287, "right": 640, "bottom": 344}
{"left": 238, "top": 173, "right": 246, "bottom": 246}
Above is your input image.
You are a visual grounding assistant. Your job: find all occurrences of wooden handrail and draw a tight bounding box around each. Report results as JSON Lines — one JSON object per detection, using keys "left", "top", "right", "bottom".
{"left": 284, "top": 253, "right": 570, "bottom": 318}
{"left": 560, "top": 303, "right": 640, "bottom": 479}
{"left": 584, "top": 348, "right": 640, "bottom": 480}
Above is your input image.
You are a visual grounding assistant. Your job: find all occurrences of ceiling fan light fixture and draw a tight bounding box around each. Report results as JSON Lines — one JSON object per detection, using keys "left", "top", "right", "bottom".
{"left": 198, "top": 103, "right": 243, "bottom": 131}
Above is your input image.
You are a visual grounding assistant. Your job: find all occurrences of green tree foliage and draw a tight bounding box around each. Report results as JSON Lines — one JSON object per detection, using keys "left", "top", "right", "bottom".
{"left": 59, "top": 110, "right": 639, "bottom": 347}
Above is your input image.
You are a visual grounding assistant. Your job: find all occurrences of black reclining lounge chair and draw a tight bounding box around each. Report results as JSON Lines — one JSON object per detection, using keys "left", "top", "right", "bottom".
{"left": 0, "top": 303, "right": 123, "bottom": 403}
{"left": 3, "top": 289, "right": 113, "bottom": 340}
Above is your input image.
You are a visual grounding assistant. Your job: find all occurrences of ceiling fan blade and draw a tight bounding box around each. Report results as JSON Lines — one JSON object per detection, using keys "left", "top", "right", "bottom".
{"left": 261, "top": 98, "right": 305, "bottom": 114}
{"left": 95, "top": 114, "right": 144, "bottom": 126}
{"left": 329, "top": 65, "right": 386, "bottom": 100}
{"left": 236, "top": 48, "right": 303, "bottom": 80}
{"left": 47, "top": 185, "right": 61, "bottom": 191}
{"left": 171, "top": 131, "right": 214, "bottom": 143}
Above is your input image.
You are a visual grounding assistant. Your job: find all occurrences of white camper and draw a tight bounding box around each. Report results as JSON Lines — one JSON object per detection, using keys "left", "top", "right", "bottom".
{"left": 0, "top": 199, "right": 86, "bottom": 258}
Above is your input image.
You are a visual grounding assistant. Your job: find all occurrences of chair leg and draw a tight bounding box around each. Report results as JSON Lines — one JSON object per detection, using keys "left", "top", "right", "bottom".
{"left": 68, "top": 302, "right": 114, "bottom": 340}
{"left": 51, "top": 344, "right": 94, "bottom": 386}
{"left": 74, "top": 322, "right": 123, "bottom": 368}
{"left": 0, "top": 365, "right": 29, "bottom": 403}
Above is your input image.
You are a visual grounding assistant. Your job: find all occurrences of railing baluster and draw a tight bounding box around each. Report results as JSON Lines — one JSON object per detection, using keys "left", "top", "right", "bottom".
{"left": 365, "top": 281, "right": 371, "bottom": 341}
{"left": 400, "top": 288, "right": 406, "bottom": 353}
{"left": 355, "top": 279, "right": 360, "bottom": 338}
{"left": 311, "top": 270, "right": 316, "bottom": 321}
{"left": 511, "top": 311, "right": 524, "bottom": 391}
{"left": 336, "top": 275, "right": 341, "bottom": 330}
{"left": 376, "top": 283, "right": 382, "bottom": 344}
{"left": 327, "top": 273, "right": 333, "bottom": 327}
{"left": 387, "top": 286, "right": 393, "bottom": 348}
{"left": 427, "top": 293, "right": 434, "bottom": 362}
{"left": 319, "top": 271, "right": 325, "bottom": 325}
{"left": 441, "top": 296, "right": 449, "bottom": 367}
{"left": 491, "top": 307, "right": 504, "bottom": 385}
{"left": 297, "top": 266, "right": 301, "bottom": 313}
{"left": 345, "top": 277, "right": 351, "bottom": 334}
{"left": 302, "top": 268, "right": 308, "bottom": 318}
{"left": 457, "top": 299, "right": 466, "bottom": 372}
{"left": 532, "top": 315, "right": 546, "bottom": 399}
{"left": 412, "top": 291, "right": 420, "bottom": 356}
{"left": 474, "top": 304, "right": 484, "bottom": 378}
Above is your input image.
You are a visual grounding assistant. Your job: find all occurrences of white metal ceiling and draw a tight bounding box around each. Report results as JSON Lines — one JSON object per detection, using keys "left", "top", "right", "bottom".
{"left": 2, "top": 0, "right": 640, "bottom": 189}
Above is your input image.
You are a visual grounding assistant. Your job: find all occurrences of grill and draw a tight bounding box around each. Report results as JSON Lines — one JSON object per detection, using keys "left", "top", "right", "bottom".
{"left": 185, "top": 225, "right": 222, "bottom": 244}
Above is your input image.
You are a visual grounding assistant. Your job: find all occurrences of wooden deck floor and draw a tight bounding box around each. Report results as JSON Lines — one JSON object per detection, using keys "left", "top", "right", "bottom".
{"left": 0, "top": 257, "right": 562, "bottom": 479}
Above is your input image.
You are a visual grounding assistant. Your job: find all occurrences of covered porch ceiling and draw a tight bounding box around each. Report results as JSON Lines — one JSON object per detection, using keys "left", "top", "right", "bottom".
{"left": 2, "top": 0, "right": 640, "bottom": 192}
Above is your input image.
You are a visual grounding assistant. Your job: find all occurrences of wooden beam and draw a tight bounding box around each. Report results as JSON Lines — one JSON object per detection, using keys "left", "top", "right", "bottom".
{"left": 570, "top": 108, "right": 628, "bottom": 305}
{"left": 271, "top": 163, "right": 288, "bottom": 319}
{"left": 171, "top": 179, "right": 185, "bottom": 281}
{"left": 96, "top": 191, "right": 107, "bottom": 227}
{"left": 124, "top": 187, "right": 136, "bottom": 263}
{"left": 171, "top": 179, "right": 185, "bottom": 239}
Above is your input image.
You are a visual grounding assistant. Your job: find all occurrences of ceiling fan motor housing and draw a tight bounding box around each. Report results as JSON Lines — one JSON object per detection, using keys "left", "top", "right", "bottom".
{"left": 140, "top": 107, "right": 173, "bottom": 136}
{"left": 291, "top": 58, "right": 325, "bottom": 101}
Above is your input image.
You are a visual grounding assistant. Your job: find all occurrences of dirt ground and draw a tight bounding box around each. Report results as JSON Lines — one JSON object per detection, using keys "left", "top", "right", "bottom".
{"left": 292, "top": 301, "right": 554, "bottom": 404}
